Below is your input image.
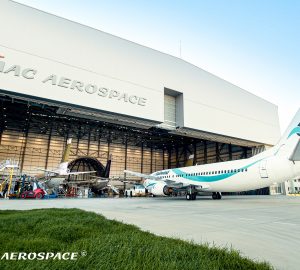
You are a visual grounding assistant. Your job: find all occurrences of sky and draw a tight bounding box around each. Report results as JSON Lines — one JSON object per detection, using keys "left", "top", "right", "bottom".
{"left": 15, "top": 0, "right": 300, "bottom": 133}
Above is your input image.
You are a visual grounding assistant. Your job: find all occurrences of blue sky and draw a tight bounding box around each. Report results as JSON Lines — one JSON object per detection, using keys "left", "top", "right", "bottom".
{"left": 15, "top": 0, "right": 300, "bottom": 132}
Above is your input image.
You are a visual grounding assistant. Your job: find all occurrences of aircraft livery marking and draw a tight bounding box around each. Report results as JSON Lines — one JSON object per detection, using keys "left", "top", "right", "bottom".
{"left": 171, "top": 158, "right": 263, "bottom": 183}
{"left": 287, "top": 126, "right": 300, "bottom": 138}
{"left": 172, "top": 125, "right": 300, "bottom": 183}
{"left": 146, "top": 125, "right": 299, "bottom": 185}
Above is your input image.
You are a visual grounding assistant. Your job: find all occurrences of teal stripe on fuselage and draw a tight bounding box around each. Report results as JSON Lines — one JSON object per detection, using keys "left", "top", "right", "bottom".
{"left": 157, "top": 125, "right": 299, "bottom": 184}
{"left": 172, "top": 158, "right": 263, "bottom": 183}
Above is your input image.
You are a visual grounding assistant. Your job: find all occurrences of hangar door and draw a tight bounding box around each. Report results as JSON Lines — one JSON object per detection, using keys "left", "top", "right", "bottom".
{"left": 163, "top": 95, "right": 176, "bottom": 129}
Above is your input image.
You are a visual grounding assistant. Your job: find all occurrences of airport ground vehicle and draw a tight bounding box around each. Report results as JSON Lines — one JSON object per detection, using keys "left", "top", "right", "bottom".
{"left": 125, "top": 184, "right": 147, "bottom": 197}
{"left": 19, "top": 188, "right": 45, "bottom": 199}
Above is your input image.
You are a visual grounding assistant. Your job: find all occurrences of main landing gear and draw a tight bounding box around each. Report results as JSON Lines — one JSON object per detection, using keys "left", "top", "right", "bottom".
{"left": 186, "top": 185, "right": 197, "bottom": 200}
{"left": 212, "top": 192, "right": 222, "bottom": 200}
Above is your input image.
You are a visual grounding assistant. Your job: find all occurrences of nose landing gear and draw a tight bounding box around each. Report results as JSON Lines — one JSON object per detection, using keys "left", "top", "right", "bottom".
{"left": 212, "top": 192, "right": 222, "bottom": 200}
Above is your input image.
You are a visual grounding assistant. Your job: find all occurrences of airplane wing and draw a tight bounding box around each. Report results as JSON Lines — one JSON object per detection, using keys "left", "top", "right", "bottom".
{"left": 67, "top": 179, "right": 109, "bottom": 184}
{"left": 89, "top": 175, "right": 112, "bottom": 181}
{"left": 125, "top": 170, "right": 211, "bottom": 190}
{"left": 35, "top": 168, "right": 59, "bottom": 174}
{"left": 124, "top": 170, "right": 160, "bottom": 180}
{"left": 67, "top": 171, "right": 96, "bottom": 175}
{"left": 163, "top": 179, "right": 210, "bottom": 190}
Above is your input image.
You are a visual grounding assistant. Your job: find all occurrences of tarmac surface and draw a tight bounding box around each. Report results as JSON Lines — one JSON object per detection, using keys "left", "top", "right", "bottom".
{"left": 1, "top": 195, "right": 300, "bottom": 270}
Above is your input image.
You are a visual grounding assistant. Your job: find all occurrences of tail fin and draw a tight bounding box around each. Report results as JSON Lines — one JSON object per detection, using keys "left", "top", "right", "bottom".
{"left": 277, "top": 108, "right": 300, "bottom": 146}
{"left": 275, "top": 108, "right": 300, "bottom": 160}
{"left": 103, "top": 154, "right": 112, "bottom": 178}
{"left": 185, "top": 154, "right": 194, "bottom": 167}
{"left": 61, "top": 138, "right": 72, "bottom": 163}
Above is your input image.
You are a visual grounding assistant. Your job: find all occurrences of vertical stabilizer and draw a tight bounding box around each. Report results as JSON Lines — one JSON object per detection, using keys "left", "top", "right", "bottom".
{"left": 277, "top": 108, "right": 300, "bottom": 146}
{"left": 185, "top": 154, "right": 194, "bottom": 167}
{"left": 274, "top": 108, "right": 300, "bottom": 158}
{"left": 103, "top": 154, "right": 112, "bottom": 178}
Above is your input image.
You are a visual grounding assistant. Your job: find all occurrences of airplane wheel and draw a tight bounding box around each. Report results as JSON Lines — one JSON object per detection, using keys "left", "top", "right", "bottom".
{"left": 125, "top": 191, "right": 128, "bottom": 197}
{"left": 212, "top": 192, "right": 222, "bottom": 200}
{"left": 186, "top": 194, "right": 191, "bottom": 200}
{"left": 192, "top": 193, "right": 197, "bottom": 200}
{"left": 130, "top": 191, "right": 133, "bottom": 197}
{"left": 35, "top": 193, "right": 43, "bottom": 199}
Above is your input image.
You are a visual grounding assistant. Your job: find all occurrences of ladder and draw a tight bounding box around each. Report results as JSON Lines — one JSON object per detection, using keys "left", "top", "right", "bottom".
{"left": 0, "top": 160, "right": 19, "bottom": 198}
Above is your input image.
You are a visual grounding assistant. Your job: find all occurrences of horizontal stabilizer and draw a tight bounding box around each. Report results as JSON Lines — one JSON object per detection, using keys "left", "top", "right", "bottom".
{"left": 124, "top": 170, "right": 159, "bottom": 180}
{"left": 67, "top": 170, "right": 96, "bottom": 175}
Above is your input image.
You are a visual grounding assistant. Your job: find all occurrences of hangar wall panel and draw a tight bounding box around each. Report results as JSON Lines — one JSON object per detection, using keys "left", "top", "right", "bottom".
{"left": 0, "top": 0, "right": 281, "bottom": 145}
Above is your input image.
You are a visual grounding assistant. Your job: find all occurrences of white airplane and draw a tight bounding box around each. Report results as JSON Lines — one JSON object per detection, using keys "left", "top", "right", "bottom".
{"left": 36, "top": 139, "right": 96, "bottom": 177}
{"left": 125, "top": 108, "right": 300, "bottom": 200}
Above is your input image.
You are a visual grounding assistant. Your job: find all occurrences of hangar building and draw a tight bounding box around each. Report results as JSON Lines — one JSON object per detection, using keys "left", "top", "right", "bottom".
{"left": 0, "top": 1, "right": 281, "bottom": 194}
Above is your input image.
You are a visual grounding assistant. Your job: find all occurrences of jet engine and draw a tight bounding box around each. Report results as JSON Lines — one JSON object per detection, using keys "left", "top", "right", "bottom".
{"left": 150, "top": 182, "right": 171, "bottom": 196}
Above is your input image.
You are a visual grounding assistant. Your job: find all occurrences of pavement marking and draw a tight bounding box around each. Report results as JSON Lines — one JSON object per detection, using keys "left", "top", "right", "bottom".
{"left": 238, "top": 218, "right": 255, "bottom": 221}
{"left": 273, "top": 222, "right": 297, "bottom": 226}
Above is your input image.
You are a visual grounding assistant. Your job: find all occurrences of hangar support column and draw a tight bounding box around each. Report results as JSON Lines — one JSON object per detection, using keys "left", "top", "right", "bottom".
{"left": 20, "top": 107, "right": 31, "bottom": 172}
{"left": 141, "top": 142, "right": 144, "bottom": 173}
{"left": 44, "top": 125, "right": 53, "bottom": 170}
{"left": 193, "top": 143, "right": 197, "bottom": 165}
{"left": 124, "top": 139, "right": 128, "bottom": 178}
{"left": 168, "top": 148, "right": 171, "bottom": 168}
{"left": 229, "top": 144, "right": 233, "bottom": 161}
{"left": 150, "top": 145, "right": 153, "bottom": 173}
{"left": 204, "top": 141, "right": 208, "bottom": 164}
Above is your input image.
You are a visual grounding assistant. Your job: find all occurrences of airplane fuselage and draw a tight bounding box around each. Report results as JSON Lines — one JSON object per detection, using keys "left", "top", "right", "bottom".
{"left": 146, "top": 146, "right": 300, "bottom": 193}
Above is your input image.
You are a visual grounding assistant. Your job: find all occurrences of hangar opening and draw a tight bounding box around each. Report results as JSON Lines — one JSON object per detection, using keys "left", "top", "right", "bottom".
{"left": 0, "top": 93, "right": 269, "bottom": 194}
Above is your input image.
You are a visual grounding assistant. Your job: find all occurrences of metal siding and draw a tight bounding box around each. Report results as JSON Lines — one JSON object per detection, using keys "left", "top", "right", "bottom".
{"left": 0, "top": 1, "right": 281, "bottom": 145}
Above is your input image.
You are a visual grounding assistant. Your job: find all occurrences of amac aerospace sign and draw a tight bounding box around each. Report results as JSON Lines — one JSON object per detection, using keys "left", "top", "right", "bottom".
{"left": 0, "top": 61, "right": 147, "bottom": 106}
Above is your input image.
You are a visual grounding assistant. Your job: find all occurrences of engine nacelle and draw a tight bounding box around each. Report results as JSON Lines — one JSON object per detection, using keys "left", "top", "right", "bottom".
{"left": 151, "top": 182, "right": 171, "bottom": 196}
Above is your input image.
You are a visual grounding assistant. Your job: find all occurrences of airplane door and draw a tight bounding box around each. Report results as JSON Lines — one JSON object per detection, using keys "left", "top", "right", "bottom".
{"left": 259, "top": 160, "right": 268, "bottom": 178}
